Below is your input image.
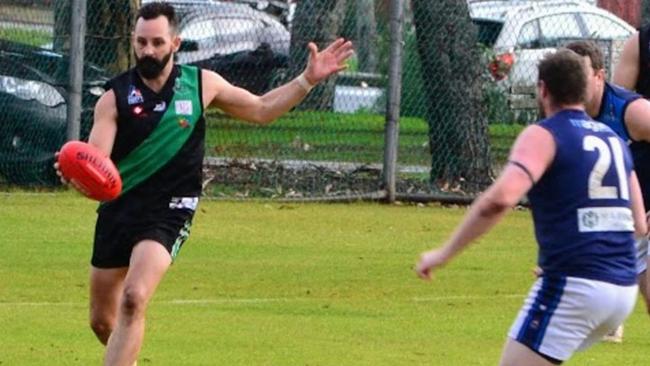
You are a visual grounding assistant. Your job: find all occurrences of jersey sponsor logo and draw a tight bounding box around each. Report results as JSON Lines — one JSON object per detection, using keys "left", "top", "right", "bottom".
{"left": 128, "top": 85, "right": 144, "bottom": 105}
{"left": 577, "top": 207, "right": 634, "bottom": 232}
{"left": 153, "top": 101, "right": 167, "bottom": 112}
{"left": 569, "top": 118, "right": 612, "bottom": 133}
{"left": 169, "top": 197, "right": 198, "bottom": 211}
{"left": 175, "top": 100, "right": 193, "bottom": 115}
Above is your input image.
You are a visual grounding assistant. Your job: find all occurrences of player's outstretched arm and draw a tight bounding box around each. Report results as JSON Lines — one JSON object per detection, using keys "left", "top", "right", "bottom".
{"left": 613, "top": 32, "right": 640, "bottom": 90}
{"left": 415, "top": 125, "right": 555, "bottom": 280}
{"left": 202, "top": 38, "right": 354, "bottom": 124}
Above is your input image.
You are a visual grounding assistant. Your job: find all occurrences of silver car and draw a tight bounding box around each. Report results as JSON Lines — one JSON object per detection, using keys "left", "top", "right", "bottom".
{"left": 173, "top": 1, "right": 290, "bottom": 65}
{"left": 470, "top": 0, "right": 634, "bottom": 89}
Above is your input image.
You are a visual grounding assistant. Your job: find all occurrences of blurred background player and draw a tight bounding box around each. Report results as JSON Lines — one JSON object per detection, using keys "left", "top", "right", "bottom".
{"left": 566, "top": 40, "right": 650, "bottom": 343}
{"left": 416, "top": 49, "right": 646, "bottom": 365}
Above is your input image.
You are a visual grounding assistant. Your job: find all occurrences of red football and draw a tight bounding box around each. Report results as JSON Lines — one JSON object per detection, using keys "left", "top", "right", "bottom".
{"left": 57, "top": 141, "right": 122, "bottom": 201}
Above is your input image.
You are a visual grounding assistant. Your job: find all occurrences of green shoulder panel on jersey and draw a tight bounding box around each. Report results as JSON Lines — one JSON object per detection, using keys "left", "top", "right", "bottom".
{"left": 117, "top": 65, "right": 203, "bottom": 195}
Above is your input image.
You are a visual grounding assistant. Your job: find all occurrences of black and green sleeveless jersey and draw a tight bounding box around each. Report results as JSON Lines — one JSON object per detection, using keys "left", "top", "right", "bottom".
{"left": 103, "top": 64, "right": 205, "bottom": 203}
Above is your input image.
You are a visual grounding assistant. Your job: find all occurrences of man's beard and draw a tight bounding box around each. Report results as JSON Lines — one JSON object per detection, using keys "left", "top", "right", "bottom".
{"left": 135, "top": 51, "right": 172, "bottom": 80}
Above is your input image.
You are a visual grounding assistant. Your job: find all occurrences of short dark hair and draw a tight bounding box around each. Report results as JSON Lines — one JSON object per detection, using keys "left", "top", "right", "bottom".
{"left": 136, "top": 2, "right": 178, "bottom": 32}
{"left": 565, "top": 40, "right": 605, "bottom": 71}
{"left": 538, "top": 49, "right": 587, "bottom": 106}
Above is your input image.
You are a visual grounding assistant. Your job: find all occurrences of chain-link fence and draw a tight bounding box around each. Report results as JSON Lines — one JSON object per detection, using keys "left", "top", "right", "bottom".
{"left": 0, "top": 0, "right": 641, "bottom": 201}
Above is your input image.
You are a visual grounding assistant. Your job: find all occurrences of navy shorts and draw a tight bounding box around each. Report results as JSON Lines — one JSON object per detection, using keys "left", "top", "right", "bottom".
{"left": 91, "top": 196, "right": 198, "bottom": 268}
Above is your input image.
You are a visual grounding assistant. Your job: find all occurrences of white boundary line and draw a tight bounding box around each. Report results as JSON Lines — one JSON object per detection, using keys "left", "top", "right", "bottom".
{"left": 0, "top": 294, "right": 525, "bottom": 307}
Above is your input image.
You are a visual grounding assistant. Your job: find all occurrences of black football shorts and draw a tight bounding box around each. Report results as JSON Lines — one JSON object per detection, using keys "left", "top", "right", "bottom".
{"left": 91, "top": 196, "right": 198, "bottom": 268}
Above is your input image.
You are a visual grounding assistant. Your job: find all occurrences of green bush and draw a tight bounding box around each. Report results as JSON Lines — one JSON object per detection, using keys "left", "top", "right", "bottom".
{"left": 0, "top": 28, "right": 51, "bottom": 47}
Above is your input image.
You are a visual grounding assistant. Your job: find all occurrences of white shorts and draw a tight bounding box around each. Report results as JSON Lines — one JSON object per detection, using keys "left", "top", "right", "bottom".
{"left": 508, "top": 276, "right": 637, "bottom": 362}
{"left": 636, "top": 237, "right": 648, "bottom": 274}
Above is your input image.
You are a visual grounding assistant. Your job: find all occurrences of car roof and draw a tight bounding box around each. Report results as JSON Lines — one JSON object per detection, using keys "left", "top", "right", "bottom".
{"left": 177, "top": 1, "right": 286, "bottom": 28}
{"left": 469, "top": 0, "right": 606, "bottom": 21}
{"left": 141, "top": 0, "right": 282, "bottom": 23}
{"left": 469, "top": 0, "right": 635, "bottom": 48}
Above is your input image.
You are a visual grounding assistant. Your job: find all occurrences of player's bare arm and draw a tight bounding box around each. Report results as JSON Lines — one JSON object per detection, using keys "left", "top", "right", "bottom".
{"left": 623, "top": 98, "right": 650, "bottom": 142}
{"left": 613, "top": 32, "right": 640, "bottom": 90}
{"left": 88, "top": 89, "right": 119, "bottom": 157}
{"left": 202, "top": 38, "right": 354, "bottom": 124}
{"left": 415, "top": 125, "right": 556, "bottom": 280}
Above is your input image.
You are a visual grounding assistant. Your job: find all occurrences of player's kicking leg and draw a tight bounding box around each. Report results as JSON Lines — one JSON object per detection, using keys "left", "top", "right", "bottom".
{"left": 103, "top": 240, "right": 172, "bottom": 366}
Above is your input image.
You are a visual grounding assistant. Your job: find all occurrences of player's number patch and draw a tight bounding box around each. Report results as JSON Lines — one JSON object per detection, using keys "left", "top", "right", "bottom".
{"left": 583, "top": 136, "right": 629, "bottom": 200}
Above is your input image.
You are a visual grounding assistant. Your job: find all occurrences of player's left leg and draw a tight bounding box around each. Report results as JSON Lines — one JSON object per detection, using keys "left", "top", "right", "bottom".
{"left": 103, "top": 240, "right": 172, "bottom": 366}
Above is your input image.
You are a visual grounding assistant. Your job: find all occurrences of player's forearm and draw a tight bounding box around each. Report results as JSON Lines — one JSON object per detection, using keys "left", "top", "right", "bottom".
{"left": 440, "top": 195, "right": 510, "bottom": 262}
{"left": 255, "top": 74, "right": 315, "bottom": 124}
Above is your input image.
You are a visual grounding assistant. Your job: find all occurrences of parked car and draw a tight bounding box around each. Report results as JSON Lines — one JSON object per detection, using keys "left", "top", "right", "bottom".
{"left": 223, "top": 0, "right": 295, "bottom": 28}
{"left": 0, "top": 39, "right": 108, "bottom": 185}
{"left": 143, "top": 0, "right": 291, "bottom": 94}
{"left": 470, "top": 0, "right": 635, "bottom": 88}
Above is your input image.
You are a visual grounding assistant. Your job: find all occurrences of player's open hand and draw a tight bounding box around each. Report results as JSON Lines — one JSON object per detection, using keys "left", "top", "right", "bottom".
{"left": 415, "top": 248, "right": 449, "bottom": 281}
{"left": 303, "top": 38, "right": 354, "bottom": 85}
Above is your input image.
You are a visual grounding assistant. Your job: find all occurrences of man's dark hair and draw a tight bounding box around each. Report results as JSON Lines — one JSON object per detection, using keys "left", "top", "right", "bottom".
{"left": 136, "top": 2, "right": 178, "bottom": 32}
{"left": 538, "top": 49, "right": 587, "bottom": 106}
{"left": 565, "top": 40, "right": 605, "bottom": 71}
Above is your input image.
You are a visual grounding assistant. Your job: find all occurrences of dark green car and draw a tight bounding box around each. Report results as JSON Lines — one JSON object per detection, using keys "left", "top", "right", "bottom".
{"left": 0, "top": 40, "right": 108, "bottom": 185}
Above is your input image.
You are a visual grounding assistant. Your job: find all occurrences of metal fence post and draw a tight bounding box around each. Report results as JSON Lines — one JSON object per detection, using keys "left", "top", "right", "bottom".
{"left": 66, "top": 0, "right": 87, "bottom": 142}
{"left": 383, "top": 0, "right": 405, "bottom": 203}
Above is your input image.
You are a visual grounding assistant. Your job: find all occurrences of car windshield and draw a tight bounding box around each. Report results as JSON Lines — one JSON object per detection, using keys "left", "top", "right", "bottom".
{"left": 472, "top": 19, "right": 503, "bottom": 47}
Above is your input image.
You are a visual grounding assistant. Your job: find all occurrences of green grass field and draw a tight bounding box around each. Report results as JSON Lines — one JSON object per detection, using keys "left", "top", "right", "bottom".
{"left": 205, "top": 110, "right": 522, "bottom": 167}
{"left": 1, "top": 193, "right": 648, "bottom": 365}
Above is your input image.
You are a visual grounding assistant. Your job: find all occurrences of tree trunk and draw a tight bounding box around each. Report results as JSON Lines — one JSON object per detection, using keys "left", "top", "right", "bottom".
{"left": 52, "top": 0, "right": 70, "bottom": 53}
{"left": 288, "top": 0, "right": 347, "bottom": 111}
{"left": 85, "top": 0, "right": 138, "bottom": 74}
{"left": 411, "top": 0, "right": 492, "bottom": 192}
{"left": 54, "top": 0, "right": 137, "bottom": 74}
{"left": 355, "top": 0, "right": 378, "bottom": 73}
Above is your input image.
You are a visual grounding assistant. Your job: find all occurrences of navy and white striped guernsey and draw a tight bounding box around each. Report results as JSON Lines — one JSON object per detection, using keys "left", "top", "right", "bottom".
{"left": 528, "top": 109, "right": 637, "bottom": 286}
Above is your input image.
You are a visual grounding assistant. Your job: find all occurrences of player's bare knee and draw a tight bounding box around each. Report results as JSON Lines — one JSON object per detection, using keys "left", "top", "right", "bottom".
{"left": 89, "top": 317, "right": 113, "bottom": 344}
{"left": 120, "top": 286, "right": 148, "bottom": 319}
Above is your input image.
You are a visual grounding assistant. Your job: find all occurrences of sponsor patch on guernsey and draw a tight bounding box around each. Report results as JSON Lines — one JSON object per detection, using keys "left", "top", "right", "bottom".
{"left": 175, "top": 100, "right": 193, "bottom": 115}
{"left": 577, "top": 206, "right": 634, "bottom": 232}
{"left": 128, "top": 85, "right": 144, "bottom": 105}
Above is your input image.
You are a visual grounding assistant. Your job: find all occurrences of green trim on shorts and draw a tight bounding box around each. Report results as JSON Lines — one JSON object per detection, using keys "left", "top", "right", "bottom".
{"left": 171, "top": 219, "right": 192, "bottom": 261}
